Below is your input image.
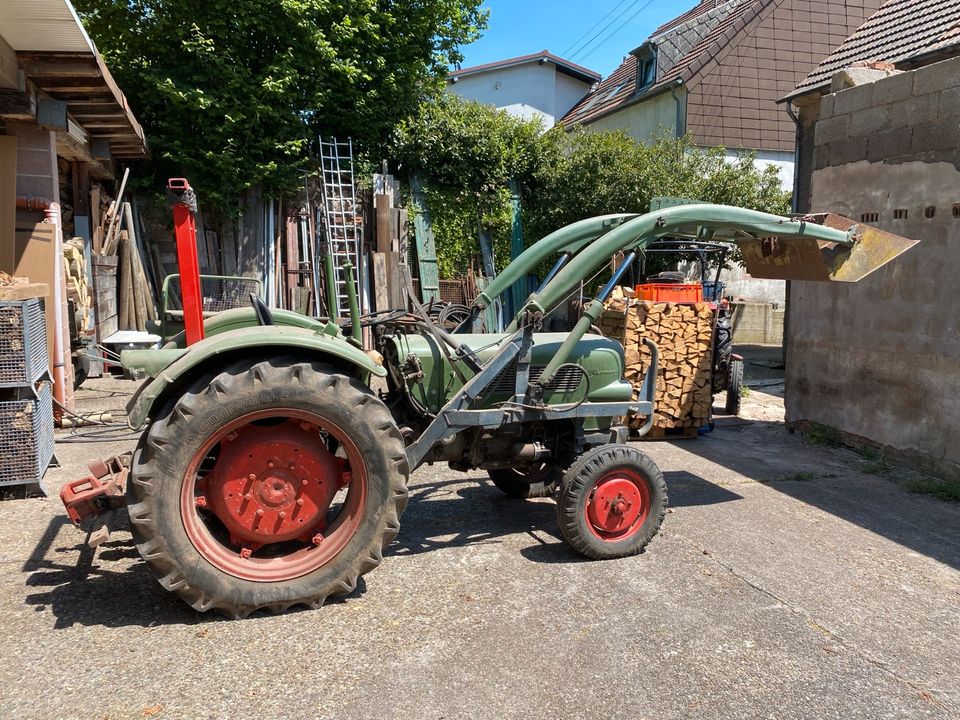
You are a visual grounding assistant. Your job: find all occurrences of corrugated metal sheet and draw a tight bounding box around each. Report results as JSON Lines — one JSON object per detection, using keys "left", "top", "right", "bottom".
{"left": 0, "top": 0, "right": 94, "bottom": 53}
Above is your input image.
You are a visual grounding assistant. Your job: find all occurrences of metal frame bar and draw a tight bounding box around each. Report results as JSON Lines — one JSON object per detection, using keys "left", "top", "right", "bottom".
{"left": 167, "top": 178, "right": 204, "bottom": 346}
{"left": 404, "top": 320, "right": 660, "bottom": 471}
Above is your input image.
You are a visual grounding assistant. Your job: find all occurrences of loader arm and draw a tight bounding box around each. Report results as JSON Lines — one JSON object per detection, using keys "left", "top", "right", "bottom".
{"left": 471, "top": 213, "right": 639, "bottom": 313}
{"left": 508, "top": 204, "right": 917, "bottom": 387}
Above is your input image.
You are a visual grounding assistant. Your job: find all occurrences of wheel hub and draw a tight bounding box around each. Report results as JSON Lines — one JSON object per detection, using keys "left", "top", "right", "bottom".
{"left": 587, "top": 476, "right": 644, "bottom": 536}
{"left": 200, "top": 419, "right": 346, "bottom": 550}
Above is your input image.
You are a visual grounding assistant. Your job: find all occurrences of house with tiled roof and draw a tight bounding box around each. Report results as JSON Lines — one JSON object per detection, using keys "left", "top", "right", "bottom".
{"left": 561, "top": 0, "right": 884, "bottom": 189}
{"left": 778, "top": 0, "right": 960, "bottom": 480}
{"left": 447, "top": 51, "right": 601, "bottom": 129}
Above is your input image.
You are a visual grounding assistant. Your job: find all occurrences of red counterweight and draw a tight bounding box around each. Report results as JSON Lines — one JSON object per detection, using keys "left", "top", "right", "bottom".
{"left": 167, "top": 178, "right": 205, "bottom": 345}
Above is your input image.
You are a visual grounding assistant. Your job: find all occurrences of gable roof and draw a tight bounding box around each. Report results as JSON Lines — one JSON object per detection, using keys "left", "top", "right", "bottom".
{"left": 786, "top": 0, "right": 960, "bottom": 100}
{"left": 449, "top": 50, "right": 601, "bottom": 85}
{"left": 561, "top": 0, "right": 771, "bottom": 127}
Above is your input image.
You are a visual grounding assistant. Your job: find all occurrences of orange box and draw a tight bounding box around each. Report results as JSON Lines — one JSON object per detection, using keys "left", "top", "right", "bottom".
{"left": 634, "top": 283, "right": 703, "bottom": 303}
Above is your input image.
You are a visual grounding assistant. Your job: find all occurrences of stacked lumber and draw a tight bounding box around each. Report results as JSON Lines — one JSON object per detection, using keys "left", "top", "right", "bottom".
{"left": 92, "top": 168, "right": 158, "bottom": 335}
{"left": 62, "top": 238, "right": 91, "bottom": 334}
{"left": 601, "top": 296, "right": 715, "bottom": 430}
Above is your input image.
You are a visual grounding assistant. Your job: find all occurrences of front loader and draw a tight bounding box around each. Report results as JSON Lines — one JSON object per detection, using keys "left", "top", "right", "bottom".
{"left": 60, "top": 184, "right": 918, "bottom": 617}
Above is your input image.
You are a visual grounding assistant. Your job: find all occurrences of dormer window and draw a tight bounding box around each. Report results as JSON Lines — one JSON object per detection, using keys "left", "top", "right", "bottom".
{"left": 633, "top": 44, "right": 657, "bottom": 92}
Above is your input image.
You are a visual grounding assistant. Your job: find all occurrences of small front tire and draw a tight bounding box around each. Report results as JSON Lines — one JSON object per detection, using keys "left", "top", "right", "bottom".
{"left": 557, "top": 445, "right": 667, "bottom": 560}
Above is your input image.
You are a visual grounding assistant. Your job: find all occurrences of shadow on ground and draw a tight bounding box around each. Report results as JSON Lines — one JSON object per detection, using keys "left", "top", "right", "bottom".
{"left": 24, "top": 469, "right": 744, "bottom": 628}
{"left": 21, "top": 514, "right": 367, "bottom": 628}
{"left": 388, "top": 472, "right": 741, "bottom": 563}
{"left": 682, "top": 422, "right": 960, "bottom": 571}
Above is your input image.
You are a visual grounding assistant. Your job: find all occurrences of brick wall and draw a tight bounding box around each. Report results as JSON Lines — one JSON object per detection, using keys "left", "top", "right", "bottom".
{"left": 787, "top": 55, "right": 960, "bottom": 480}
{"left": 688, "top": 0, "right": 882, "bottom": 152}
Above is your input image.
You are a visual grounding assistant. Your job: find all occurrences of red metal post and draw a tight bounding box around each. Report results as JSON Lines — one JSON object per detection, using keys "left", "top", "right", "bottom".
{"left": 167, "top": 178, "right": 205, "bottom": 345}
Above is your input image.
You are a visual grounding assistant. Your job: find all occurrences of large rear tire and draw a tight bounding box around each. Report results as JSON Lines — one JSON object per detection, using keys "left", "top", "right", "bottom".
{"left": 557, "top": 445, "right": 666, "bottom": 560}
{"left": 725, "top": 357, "right": 744, "bottom": 416}
{"left": 127, "top": 357, "right": 409, "bottom": 618}
{"left": 488, "top": 464, "right": 561, "bottom": 499}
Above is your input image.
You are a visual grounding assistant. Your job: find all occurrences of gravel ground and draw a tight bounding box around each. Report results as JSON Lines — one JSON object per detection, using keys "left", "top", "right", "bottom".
{"left": 0, "top": 361, "right": 957, "bottom": 720}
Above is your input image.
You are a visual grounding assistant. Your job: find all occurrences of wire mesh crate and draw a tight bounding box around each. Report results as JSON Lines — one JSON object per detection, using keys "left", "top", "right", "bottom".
{"left": 0, "top": 381, "right": 54, "bottom": 489}
{"left": 0, "top": 298, "right": 49, "bottom": 387}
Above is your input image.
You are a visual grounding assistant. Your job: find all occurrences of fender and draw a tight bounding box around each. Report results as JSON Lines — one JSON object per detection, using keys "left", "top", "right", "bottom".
{"left": 161, "top": 307, "right": 328, "bottom": 348}
{"left": 124, "top": 325, "right": 385, "bottom": 429}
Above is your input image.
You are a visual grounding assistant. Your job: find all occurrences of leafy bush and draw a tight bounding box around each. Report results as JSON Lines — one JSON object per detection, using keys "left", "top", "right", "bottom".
{"left": 390, "top": 95, "right": 791, "bottom": 279}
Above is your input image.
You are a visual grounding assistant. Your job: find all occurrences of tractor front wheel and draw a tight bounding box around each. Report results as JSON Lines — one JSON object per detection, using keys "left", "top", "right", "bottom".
{"left": 127, "top": 358, "right": 409, "bottom": 618}
{"left": 557, "top": 445, "right": 666, "bottom": 560}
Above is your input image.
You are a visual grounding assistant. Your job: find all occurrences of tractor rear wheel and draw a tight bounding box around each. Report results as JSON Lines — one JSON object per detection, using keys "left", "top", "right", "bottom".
{"left": 725, "top": 357, "right": 744, "bottom": 415}
{"left": 127, "top": 358, "right": 409, "bottom": 618}
{"left": 488, "top": 464, "right": 561, "bottom": 499}
{"left": 556, "top": 445, "right": 666, "bottom": 560}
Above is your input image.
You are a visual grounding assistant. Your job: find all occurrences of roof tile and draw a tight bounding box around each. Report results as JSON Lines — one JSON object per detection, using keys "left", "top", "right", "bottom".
{"left": 788, "top": 0, "right": 960, "bottom": 99}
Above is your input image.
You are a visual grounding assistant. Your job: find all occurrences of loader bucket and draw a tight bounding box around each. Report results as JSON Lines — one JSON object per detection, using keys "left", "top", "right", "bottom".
{"left": 737, "top": 213, "right": 919, "bottom": 282}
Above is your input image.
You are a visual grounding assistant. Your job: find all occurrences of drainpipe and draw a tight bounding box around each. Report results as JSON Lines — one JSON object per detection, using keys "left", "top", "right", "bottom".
{"left": 785, "top": 102, "right": 802, "bottom": 213}
{"left": 782, "top": 101, "right": 805, "bottom": 378}
{"left": 670, "top": 79, "right": 686, "bottom": 138}
{"left": 15, "top": 195, "right": 69, "bottom": 411}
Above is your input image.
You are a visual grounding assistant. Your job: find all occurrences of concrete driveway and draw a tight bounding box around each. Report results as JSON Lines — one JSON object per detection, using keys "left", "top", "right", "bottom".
{"left": 0, "top": 373, "right": 957, "bottom": 720}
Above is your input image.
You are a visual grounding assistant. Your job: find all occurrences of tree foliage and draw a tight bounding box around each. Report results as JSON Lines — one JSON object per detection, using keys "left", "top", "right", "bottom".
{"left": 527, "top": 129, "right": 791, "bottom": 242}
{"left": 390, "top": 93, "right": 549, "bottom": 276}
{"left": 390, "top": 94, "right": 791, "bottom": 278}
{"left": 75, "top": 0, "right": 487, "bottom": 209}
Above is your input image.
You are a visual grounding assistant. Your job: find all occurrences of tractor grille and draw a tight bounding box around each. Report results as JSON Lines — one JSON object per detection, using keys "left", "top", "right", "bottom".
{"left": 488, "top": 364, "right": 584, "bottom": 395}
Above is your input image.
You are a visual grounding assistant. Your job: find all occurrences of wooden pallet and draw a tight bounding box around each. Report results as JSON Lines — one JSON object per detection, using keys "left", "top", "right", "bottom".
{"left": 634, "top": 425, "right": 700, "bottom": 441}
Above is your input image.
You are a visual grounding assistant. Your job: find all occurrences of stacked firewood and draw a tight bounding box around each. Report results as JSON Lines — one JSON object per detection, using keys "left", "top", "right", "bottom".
{"left": 601, "top": 296, "right": 715, "bottom": 430}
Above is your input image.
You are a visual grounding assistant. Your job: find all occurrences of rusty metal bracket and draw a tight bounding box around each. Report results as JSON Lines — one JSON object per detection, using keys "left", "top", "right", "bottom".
{"left": 60, "top": 453, "right": 131, "bottom": 529}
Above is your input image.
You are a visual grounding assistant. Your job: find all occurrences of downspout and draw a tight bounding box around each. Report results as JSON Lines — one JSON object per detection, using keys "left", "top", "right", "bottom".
{"left": 16, "top": 196, "right": 68, "bottom": 411}
{"left": 670, "top": 79, "right": 686, "bottom": 138}
{"left": 782, "top": 101, "right": 804, "bottom": 382}
{"left": 785, "top": 102, "right": 802, "bottom": 213}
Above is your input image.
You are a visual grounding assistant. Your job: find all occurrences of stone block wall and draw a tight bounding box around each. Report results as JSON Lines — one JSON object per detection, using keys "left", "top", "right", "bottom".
{"left": 788, "top": 55, "right": 960, "bottom": 480}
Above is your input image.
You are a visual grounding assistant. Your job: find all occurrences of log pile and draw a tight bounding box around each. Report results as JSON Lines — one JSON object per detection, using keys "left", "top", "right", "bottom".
{"left": 601, "top": 296, "right": 715, "bottom": 430}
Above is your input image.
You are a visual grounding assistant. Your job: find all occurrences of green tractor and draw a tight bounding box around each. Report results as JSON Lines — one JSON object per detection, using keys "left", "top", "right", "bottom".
{"left": 61, "top": 188, "right": 917, "bottom": 617}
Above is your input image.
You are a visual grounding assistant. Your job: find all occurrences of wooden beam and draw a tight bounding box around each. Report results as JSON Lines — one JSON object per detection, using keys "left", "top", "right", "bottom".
{"left": 18, "top": 58, "right": 100, "bottom": 78}
{"left": 0, "top": 88, "right": 36, "bottom": 120}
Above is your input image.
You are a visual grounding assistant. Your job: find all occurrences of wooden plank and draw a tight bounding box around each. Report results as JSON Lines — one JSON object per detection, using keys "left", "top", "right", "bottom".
{"left": 0, "top": 137, "right": 16, "bottom": 274}
{"left": 285, "top": 211, "right": 299, "bottom": 311}
{"left": 118, "top": 230, "right": 132, "bottom": 329}
{"left": 94, "top": 285, "right": 115, "bottom": 306}
{"left": 124, "top": 202, "right": 157, "bottom": 321}
{"left": 408, "top": 176, "right": 439, "bottom": 302}
{"left": 0, "top": 282, "right": 49, "bottom": 300}
{"left": 395, "top": 208, "right": 408, "bottom": 257}
{"left": 0, "top": 89, "right": 36, "bottom": 121}
{"left": 95, "top": 294, "right": 117, "bottom": 319}
{"left": 372, "top": 252, "right": 389, "bottom": 312}
{"left": 90, "top": 185, "right": 103, "bottom": 254}
{"left": 386, "top": 251, "right": 403, "bottom": 309}
{"left": 98, "top": 313, "right": 118, "bottom": 339}
{"left": 375, "top": 194, "right": 393, "bottom": 254}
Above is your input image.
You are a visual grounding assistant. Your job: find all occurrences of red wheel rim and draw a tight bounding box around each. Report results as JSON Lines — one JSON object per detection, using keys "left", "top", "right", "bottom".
{"left": 584, "top": 468, "right": 651, "bottom": 542}
{"left": 180, "top": 409, "right": 366, "bottom": 582}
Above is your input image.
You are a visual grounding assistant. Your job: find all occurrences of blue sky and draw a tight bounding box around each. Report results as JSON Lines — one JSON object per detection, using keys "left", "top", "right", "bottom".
{"left": 458, "top": 0, "right": 686, "bottom": 78}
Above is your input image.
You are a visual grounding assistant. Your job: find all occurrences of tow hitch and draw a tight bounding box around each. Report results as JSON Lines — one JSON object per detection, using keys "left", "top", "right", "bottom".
{"left": 59, "top": 454, "right": 131, "bottom": 547}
